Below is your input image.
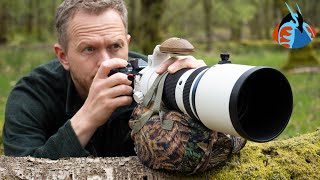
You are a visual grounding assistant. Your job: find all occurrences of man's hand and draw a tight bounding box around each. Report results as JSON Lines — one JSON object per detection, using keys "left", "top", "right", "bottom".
{"left": 156, "top": 55, "right": 206, "bottom": 74}
{"left": 71, "top": 59, "right": 133, "bottom": 147}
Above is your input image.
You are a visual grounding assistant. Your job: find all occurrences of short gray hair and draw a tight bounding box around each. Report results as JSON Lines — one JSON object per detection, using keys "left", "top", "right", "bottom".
{"left": 55, "top": 0, "right": 128, "bottom": 50}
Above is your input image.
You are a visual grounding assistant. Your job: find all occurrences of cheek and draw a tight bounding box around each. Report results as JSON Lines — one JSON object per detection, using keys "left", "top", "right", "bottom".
{"left": 122, "top": 46, "right": 129, "bottom": 59}
{"left": 70, "top": 61, "right": 97, "bottom": 82}
{"left": 69, "top": 64, "right": 96, "bottom": 97}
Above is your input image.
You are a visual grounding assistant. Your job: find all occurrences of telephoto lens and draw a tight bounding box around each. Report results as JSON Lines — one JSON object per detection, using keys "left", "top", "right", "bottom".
{"left": 162, "top": 53, "right": 293, "bottom": 142}
{"left": 132, "top": 38, "right": 293, "bottom": 143}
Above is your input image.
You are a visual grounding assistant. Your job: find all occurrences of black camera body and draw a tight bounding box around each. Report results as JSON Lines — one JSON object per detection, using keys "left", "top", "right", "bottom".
{"left": 108, "top": 58, "right": 147, "bottom": 77}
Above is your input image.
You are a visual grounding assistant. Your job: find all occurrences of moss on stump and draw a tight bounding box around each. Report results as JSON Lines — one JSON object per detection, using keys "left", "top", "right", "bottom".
{"left": 283, "top": 44, "right": 319, "bottom": 70}
{"left": 207, "top": 129, "right": 320, "bottom": 179}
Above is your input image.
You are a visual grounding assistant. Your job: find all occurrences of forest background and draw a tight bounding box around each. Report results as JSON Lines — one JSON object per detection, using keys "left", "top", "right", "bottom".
{"left": 0, "top": 0, "right": 319, "bottom": 154}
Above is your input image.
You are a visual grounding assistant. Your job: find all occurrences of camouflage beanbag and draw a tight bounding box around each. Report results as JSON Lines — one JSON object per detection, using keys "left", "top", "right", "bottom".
{"left": 129, "top": 72, "right": 246, "bottom": 174}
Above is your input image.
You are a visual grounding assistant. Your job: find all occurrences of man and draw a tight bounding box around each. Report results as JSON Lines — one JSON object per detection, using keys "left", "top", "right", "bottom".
{"left": 2, "top": 0, "right": 205, "bottom": 159}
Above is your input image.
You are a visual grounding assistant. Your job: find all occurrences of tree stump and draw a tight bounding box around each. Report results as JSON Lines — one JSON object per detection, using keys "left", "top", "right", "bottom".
{"left": 1, "top": 129, "right": 319, "bottom": 179}
{"left": 0, "top": 156, "right": 173, "bottom": 179}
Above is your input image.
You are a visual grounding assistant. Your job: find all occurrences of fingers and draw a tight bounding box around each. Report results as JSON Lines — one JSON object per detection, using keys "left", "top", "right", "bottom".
{"left": 88, "top": 73, "right": 133, "bottom": 111}
{"left": 100, "top": 84, "right": 133, "bottom": 108}
{"left": 103, "top": 85, "right": 133, "bottom": 106}
{"left": 109, "top": 84, "right": 133, "bottom": 97}
{"left": 89, "top": 62, "right": 133, "bottom": 108}
{"left": 155, "top": 57, "right": 177, "bottom": 74}
{"left": 94, "top": 59, "right": 128, "bottom": 81}
{"left": 111, "top": 95, "right": 133, "bottom": 107}
{"left": 80, "top": 81, "right": 133, "bottom": 129}
{"left": 156, "top": 56, "right": 206, "bottom": 74}
{"left": 105, "top": 73, "right": 132, "bottom": 88}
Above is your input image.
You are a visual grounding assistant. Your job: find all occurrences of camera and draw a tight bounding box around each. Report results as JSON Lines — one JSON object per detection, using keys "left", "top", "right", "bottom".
{"left": 108, "top": 58, "right": 147, "bottom": 77}
{"left": 108, "top": 58, "right": 147, "bottom": 87}
{"left": 114, "top": 39, "right": 293, "bottom": 143}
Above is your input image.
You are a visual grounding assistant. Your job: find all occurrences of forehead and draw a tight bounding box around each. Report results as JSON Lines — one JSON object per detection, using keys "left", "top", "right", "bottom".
{"left": 67, "top": 9, "right": 126, "bottom": 40}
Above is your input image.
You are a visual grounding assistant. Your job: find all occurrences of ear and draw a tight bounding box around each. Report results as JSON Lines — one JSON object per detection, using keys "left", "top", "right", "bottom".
{"left": 54, "top": 43, "right": 70, "bottom": 71}
{"left": 127, "top": 34, "right": 131, "bottom": 45}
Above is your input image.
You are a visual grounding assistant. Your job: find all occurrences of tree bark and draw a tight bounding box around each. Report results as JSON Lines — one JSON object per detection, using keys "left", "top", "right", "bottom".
{"left": 0, "top": 156, "right": 172, "bottom": 179}
{"left": 1, "top": 130, "right": 319, "bottom": 179}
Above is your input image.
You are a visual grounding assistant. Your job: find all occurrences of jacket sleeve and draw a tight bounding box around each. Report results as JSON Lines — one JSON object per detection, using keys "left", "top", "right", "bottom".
{"left": 2, "top": 76, "right": 90, "bottom": 159}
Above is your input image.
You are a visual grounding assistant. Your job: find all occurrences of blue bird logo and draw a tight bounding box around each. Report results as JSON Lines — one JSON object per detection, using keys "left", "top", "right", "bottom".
{"left": 273, "top": 2, "right": 316, "bottom": 49}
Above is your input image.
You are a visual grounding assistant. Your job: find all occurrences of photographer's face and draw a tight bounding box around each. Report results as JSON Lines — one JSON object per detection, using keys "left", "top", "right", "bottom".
{"left": 55, "top": 9, "right": 130, "bottom": 99}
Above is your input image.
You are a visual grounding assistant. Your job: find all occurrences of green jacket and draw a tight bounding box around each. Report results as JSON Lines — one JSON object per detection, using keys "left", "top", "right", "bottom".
{"left": 3, "top": 59, "right": 137, "bottom": 159}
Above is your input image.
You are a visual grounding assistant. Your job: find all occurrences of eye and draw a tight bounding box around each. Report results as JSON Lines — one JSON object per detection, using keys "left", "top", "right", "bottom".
{"left": 83, "top": 47, "right": 96, "bottom": 53}
{"left": 110, "top": 43, "right": 122, "bottom": 51}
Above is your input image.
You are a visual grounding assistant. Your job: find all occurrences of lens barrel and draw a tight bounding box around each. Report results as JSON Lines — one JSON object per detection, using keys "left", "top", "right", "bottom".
{"left": 163, "top": 64, "right": 293, "bottom": 142}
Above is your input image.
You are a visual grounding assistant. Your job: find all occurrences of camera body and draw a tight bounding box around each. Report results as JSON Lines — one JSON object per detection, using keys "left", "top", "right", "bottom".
{"left": 108, "top": 46, "right": 170, "bottom": 101}
{"left": 108, "top": 58, "right": 147, "bottom": 77}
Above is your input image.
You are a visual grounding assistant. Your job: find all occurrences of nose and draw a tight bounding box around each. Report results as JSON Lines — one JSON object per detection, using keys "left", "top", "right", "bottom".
{"left": 97, "top": 50, "right": 111, "bottom": 67}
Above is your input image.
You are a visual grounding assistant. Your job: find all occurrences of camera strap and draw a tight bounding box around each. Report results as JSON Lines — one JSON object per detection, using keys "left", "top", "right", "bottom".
{"left": 131, "top": 71, "right": 173, "bottom": 134}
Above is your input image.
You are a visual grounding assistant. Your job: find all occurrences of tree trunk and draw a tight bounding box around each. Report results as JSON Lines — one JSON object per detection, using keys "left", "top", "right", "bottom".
{"left": 283, "top": 44, "right": 319, "bottom": 69}
{"left": 0, "top": 156, "right": 172, "bottom": 179}
{"left": 127, "top": 0, "right": 141, "bottom": 50}
{"left": 49, "top": 0, "right": 59, "bottom": 34}
{"left": 128, "top": 0, "right": 137, "bottom": 35}
{"left": 36, "top": 0, "right": 44, "bottom": 41}
{"left": 230, "top": 21, "right": 242, "bottom": 42}
{"left": 263, "top": 0, "right": 272, "bottom": 39}
{"left": 248, "top": 11, "right": 260, "bottom": 40}
{"left": 139, "top": 0, "right": 165, "bottom": 54}
{"left": 274, "top": 0, "right": 319, "bottom": 70}
{"left": 202, "top": 0, "right": 213, "bottom": 51}
{"left": 0, "top": 1, "right": 9, "bottom": 44}
{"left": 26, "top": 0, "right": 34, "bottom": 35}
{"left": 1, "top": 130, "right": 319, "bottom": 179}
